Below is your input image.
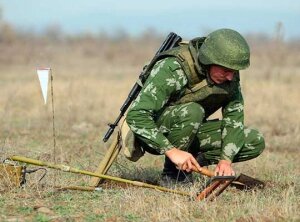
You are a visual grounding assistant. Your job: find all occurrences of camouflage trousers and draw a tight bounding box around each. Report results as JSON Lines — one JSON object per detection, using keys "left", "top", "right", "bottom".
{"left": 142, "top": 102, "right": 265, "bottom": 167}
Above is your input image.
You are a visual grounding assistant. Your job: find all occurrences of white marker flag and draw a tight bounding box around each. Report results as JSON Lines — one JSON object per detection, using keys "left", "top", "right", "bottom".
{"left": 37, "top": 68, "right": 51, "bottom": 104}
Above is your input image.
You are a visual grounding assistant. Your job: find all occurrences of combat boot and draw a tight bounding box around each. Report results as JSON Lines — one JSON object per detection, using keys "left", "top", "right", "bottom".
{"left": 195, "top": 152, "right": 209, "bottom": 167}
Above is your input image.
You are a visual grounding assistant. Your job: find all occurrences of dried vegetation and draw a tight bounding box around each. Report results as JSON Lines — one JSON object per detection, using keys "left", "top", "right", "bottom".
{"left": 0, "top": 21, "right": 299, "bottom": 221}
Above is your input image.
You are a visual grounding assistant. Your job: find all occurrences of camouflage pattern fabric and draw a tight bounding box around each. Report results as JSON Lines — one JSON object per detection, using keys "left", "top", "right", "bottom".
{"left": 195, "top": 120, "right": 265, "bottom": 164}
{"left": 126, "top": 57, "right": 265, "bottom": 162}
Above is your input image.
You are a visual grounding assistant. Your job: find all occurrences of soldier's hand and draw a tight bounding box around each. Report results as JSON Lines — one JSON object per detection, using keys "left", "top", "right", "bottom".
{"left": 215, "top": 160, "right": 235, "bottom": 176}
{"left": 165, "top": 148, "right": 202, "bottom": 173}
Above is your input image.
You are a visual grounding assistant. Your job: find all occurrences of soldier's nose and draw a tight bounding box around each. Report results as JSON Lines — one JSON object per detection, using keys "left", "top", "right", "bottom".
{"left": 226, "top": 72, "right": 234, "bottom": 81}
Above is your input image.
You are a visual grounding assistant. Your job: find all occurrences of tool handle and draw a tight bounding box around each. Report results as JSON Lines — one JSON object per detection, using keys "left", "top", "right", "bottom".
{"left": 192, "top": 166, "right": 215, "bottom": 177}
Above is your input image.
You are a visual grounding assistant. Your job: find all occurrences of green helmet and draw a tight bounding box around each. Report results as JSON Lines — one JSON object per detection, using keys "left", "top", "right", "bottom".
{"left": 198, "top": 28, "right": 250, "bottom": 70}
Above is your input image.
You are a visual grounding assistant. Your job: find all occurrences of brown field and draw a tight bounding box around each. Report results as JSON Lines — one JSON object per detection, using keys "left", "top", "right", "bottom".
{"left": 0, "top": 28, "right": 300, "bottom": 221}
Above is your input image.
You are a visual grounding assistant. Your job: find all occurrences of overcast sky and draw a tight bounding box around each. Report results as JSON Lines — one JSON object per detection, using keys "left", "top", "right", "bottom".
{"left": 0, "top": 0, "right": 299, "bottom": 39}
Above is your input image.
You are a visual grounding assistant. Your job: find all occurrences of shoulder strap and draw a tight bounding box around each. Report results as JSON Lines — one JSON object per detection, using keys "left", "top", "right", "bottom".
{"left": 157, "top": 44, "right": 204, "bottom": 88}
{"left": 177, "top": 44, "right": 202, "bottom": 87}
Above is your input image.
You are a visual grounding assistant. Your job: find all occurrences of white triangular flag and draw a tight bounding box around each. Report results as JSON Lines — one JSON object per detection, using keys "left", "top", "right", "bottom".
{"left": 37, "top": 68, "right": 51, "bottom": 104}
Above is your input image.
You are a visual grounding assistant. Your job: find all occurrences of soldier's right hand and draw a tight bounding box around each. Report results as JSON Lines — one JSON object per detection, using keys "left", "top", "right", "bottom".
{"left": 165, "top": 148, "right": 202, "bottom": 173}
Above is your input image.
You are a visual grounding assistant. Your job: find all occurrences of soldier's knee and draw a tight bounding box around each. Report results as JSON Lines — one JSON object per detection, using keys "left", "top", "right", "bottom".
{"left": 255, "top": 135, "right": 265, "bottom": 156}
{"left": 246, "top": 128, "right": 265, "bottom": 156}
{"left": 183, "top": 102, "right": 205, "bottom": 123}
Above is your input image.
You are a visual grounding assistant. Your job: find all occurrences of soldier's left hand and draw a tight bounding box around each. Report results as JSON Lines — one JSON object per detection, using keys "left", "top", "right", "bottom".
{"left": 215, "top": 160, "right": 235, "bottom": 176}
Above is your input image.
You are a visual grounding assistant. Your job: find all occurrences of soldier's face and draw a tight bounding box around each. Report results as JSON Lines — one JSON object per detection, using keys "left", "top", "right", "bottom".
{"left": 209, "top": 65, "right": 235, "bottom": 84}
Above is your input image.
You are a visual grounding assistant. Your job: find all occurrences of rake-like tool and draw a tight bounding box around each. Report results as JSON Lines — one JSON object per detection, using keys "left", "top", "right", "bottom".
{"left": 192, "top": 166, "right": 265, "bottom": 201}
{"left": 191, "top": 166, "right": 235, "bottom": 200}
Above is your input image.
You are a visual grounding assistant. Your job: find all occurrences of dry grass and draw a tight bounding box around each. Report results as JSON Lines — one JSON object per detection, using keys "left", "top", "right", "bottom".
{"left": 0, "top": 34, "right": 299, "bottom": 221}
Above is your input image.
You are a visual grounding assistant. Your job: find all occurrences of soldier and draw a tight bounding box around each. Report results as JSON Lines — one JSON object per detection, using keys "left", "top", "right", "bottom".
{"left": 124, "top": 28, "right": 265, "bottom": 185}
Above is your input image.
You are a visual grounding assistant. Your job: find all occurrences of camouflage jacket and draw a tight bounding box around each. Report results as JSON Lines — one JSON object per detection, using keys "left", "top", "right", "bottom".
{"left": 126, "top": 57, "right": 245, "bottom": 161}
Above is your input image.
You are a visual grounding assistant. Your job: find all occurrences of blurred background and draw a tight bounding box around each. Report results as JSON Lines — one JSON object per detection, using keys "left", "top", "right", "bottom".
{"left": 1, "top": 0, "right": 299, "bottom": 39}
{"left": 0, "top": 0, "right": 299, "bottom": 166}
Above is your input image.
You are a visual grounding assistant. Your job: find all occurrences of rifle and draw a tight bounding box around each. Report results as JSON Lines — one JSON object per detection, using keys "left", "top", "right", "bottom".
{"left": 103, "top": 32, "right": 182, "bottom": 142}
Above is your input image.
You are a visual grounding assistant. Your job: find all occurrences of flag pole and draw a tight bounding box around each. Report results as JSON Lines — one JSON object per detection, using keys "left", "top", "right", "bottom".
{"left": 50, "top": 69, "right": 56, "bottom": 164}
{"left": 37, "top": 68, "right": 57, "bottom": 185}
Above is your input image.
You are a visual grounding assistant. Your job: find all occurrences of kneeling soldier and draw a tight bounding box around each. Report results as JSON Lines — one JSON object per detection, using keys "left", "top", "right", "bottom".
{"left": 125, "top": 28, "right": 265, "bottom": 185}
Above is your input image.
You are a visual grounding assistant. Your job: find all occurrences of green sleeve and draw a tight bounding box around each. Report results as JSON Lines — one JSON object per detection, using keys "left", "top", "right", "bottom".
{"left": 221, "top": 84, "right": 245, "bottom": 161}
{"left": 126, "top": 57, "right": 188, "bottom": 154}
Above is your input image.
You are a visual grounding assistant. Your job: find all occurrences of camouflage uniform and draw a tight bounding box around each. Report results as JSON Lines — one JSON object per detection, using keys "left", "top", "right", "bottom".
{"left": 126, "top": 29, "right": 265, "bottom": 179}
{"left": 127, "top": 57, "right": 264, "bottom": 162}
